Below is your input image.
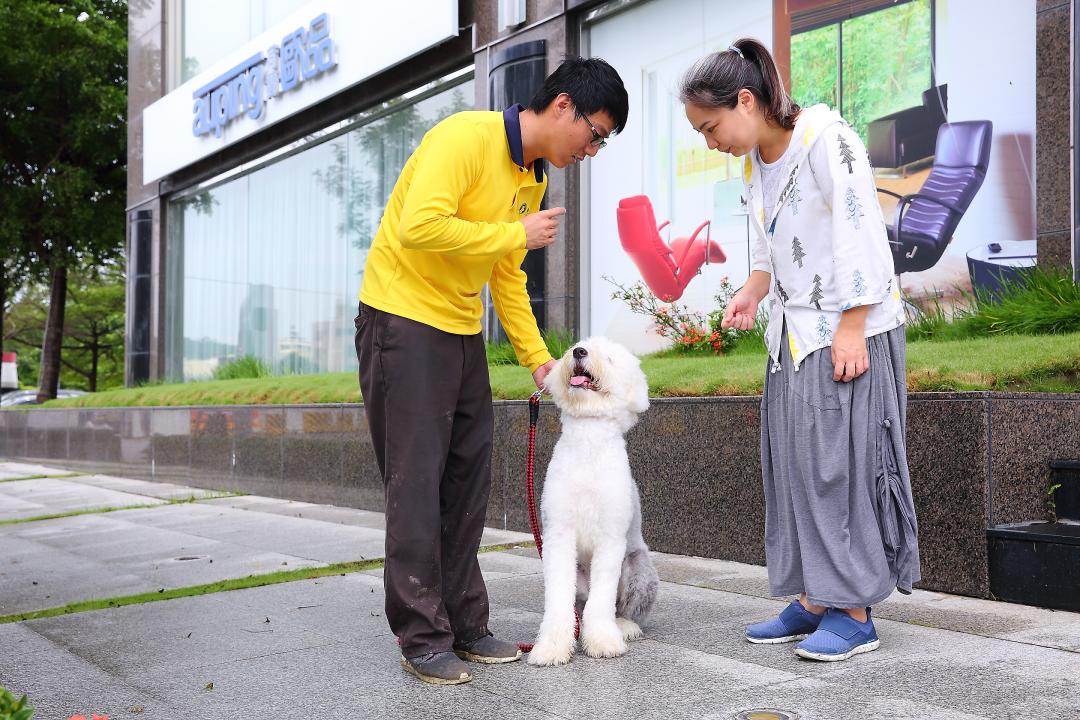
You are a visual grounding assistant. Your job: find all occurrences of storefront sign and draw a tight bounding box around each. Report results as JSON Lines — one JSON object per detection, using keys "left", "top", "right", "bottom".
{"left": 191, "top": 13, "right": 337, "bottom": 138}
{"left": 143, "top": 0, "right": 458, "bottom": 184}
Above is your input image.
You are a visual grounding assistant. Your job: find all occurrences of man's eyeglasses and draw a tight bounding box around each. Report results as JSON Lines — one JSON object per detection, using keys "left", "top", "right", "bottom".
{"left": 580, "top": 112, "right": 609, "bottom": 149}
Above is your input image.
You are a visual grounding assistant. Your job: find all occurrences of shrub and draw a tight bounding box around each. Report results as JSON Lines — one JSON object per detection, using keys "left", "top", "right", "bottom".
{"left": 542, "top": 328, "right": 577, "bottom": 360}
{"left": 907, "top": 266, "right": 1080, "bottom": 342}
{"left": 966, "top": 266, "right": 1080, "bottom": 336}
{"left": 485, "top": 339, "right": 519, "bottom": 366}
{"left": 486, "top": 328, "right": 581, "bottom": 366}
{"left": 0, "top": 686, "right": 33, "bottom": 720}
{"left": 212, "top": 354, "right": 271, "bottom": 380}
{"left": 606, "top": 275, "right": 747, "bottom": 354}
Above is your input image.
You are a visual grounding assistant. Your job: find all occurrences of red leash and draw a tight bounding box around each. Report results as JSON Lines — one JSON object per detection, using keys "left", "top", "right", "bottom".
{"left": 517, "top": 391, "right": 580, "bottom": 654}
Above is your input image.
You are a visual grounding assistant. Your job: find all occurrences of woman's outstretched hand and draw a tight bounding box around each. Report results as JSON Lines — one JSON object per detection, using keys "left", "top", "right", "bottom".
{"left": 721, "top": 290, "right": 759, "bottom": 331}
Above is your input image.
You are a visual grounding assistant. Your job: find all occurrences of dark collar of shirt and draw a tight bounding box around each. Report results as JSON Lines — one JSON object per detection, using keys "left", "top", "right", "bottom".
{"left": 503, "top": 104, "right": 544, "bottom": 183}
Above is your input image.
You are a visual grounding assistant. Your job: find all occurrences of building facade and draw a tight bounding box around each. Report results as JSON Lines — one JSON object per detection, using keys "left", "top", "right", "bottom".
{"left": 126, "top": 0, "right": 1075, "bottom": 385}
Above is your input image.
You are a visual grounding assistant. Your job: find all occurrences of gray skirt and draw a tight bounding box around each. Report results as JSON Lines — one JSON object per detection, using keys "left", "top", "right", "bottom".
{"left": 760, "top": 325, "right": 920, "bottom": 608}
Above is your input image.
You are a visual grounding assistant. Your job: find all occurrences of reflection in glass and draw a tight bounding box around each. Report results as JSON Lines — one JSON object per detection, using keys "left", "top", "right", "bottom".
{"left": 791, "top": 24, "right": 838, "bottom": 111}
{"left": 790, "top": 0, "right": 931, "bottom": 139}
{"left": 842, "top": 0, "right": 931, "bottom": 139}
{"left": 165, "top": 79, "right": 474, "bottom": 381}
{"left": 179, "top": 0, "right": 309, "bottom": 84}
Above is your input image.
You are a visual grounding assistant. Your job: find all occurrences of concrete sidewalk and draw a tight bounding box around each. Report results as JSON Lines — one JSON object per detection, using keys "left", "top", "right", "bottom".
{"left": 1, "top": 463, "right": 1078, "bottom": 719}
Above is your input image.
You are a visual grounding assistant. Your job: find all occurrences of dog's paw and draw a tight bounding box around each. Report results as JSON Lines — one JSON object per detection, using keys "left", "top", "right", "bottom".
{"left": 527, "top": 636, "right": 575, "bottom": 666}
{"left": 581, "top": 622, "right": 628, "bottom": 658}
{"left": 616, "top": 616, "right": 643, "bottom": 641}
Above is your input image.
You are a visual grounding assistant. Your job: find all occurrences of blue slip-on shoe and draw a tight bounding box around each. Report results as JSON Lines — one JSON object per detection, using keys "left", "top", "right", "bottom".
{"left": 794, "top": 607, "right": 880, "bottom": 661}
{"left": 745, "top": 600, "right": 825, "bottom": 644}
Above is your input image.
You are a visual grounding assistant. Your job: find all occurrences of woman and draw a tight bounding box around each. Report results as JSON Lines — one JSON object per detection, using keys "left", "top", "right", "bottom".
{"left": 679, "top": 38, "right": 920, "bottom": 661}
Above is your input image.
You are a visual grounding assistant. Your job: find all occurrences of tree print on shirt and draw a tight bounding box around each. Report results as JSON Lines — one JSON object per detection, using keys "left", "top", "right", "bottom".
{"left": 791, "top": 236, "right": 806, "bottom": 268}
{"left": 809, "top": 274, "right": 824, "bottom": 310}
{"left": 838, "top": 134, "right": 856, "bottom": 174}
{"left": 816, "top": 314, "right": 833, "bottom": 344}
{"left": 853, "top": 269, "right": 866, "bottom": 296}
{"left": 844, "top": 187, "right": 864, "bottom": 230}
{"left": 775, "top": 278, "right": 790, "bottom": 304}
{"left": 788, "top": 177, "right": 803, "bottom": 216}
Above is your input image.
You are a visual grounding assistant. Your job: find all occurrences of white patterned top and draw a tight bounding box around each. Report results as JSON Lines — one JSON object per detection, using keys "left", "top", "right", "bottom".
{"left": 745, "top": 104, "right": 905, "bottom": 372}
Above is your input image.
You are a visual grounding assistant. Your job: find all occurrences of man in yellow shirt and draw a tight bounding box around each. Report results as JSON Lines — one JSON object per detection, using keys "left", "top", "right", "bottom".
{"left": 354, "top": 57, "right": 628, "bottom": 684}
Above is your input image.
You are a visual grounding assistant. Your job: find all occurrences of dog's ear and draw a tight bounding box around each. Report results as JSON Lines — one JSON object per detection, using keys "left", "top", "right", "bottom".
{"left": 622, "top": 350, "right": 650, "bottom": 415}
{"left": 629, "top": 372, "right": 650, "bottom": 415}
{"left": 544, "top": 355, "right": 566, "bottom": 407}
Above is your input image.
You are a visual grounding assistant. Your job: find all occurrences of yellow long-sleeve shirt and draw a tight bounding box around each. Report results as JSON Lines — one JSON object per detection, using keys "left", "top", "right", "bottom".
{"left": 359, "top": 109, "right": 551, "bottom": 372}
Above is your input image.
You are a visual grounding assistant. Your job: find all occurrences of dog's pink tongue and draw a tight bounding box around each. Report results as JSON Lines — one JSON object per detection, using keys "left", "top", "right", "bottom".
{"left": 570, "top": 375, "right": 589, "bottom": 387}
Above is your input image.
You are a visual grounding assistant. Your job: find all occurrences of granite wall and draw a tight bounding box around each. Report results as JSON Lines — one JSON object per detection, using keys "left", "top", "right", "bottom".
{"left": 1036, "top": 0, "right": 1074, "bottom": 271}
{"left": 3, "top": 393, "right": 1078, "bottom": 599}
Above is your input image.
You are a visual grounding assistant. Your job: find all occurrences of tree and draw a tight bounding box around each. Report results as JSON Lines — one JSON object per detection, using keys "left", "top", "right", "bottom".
{"left": 3, "top": 267, "right": 125, "bottom": 392}
{"left": 0, "top": 0, "right": 128, "bottom": 401}
{"left": 3, "top": 283, "right": 48, "bottom": 388}
{"left": 61, "top": 267, "right": 125, "bottom": 391}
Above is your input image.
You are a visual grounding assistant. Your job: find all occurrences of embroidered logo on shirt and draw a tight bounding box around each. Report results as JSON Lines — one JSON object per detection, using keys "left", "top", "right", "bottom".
{"left": 519, "top": 203, "right": 529, "bottom": 214}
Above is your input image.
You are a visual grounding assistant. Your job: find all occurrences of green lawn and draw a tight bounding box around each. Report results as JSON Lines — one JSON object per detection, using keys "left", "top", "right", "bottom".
{"left": 34, "top": 332, "right": 1080, "bottom": 409}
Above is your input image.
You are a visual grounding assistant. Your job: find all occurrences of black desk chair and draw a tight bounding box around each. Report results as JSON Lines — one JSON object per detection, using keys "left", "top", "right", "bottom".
{"left": 877, "top": 120, "right": 993, "bottom": 277}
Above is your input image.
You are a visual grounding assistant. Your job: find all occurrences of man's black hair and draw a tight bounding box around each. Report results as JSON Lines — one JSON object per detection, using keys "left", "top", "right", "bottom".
{"left": 527, "top": 56, "right": 629, "bottom": 135}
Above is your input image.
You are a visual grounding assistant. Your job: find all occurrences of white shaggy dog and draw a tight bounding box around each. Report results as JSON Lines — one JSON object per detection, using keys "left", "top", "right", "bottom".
{"left": 528, "top": 336, "right": 659, "bottom": 666}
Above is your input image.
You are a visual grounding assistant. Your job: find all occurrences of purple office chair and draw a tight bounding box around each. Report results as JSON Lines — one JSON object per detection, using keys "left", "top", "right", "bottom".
{"left": 877, "top": 120, "right": 993, "bottom": 274}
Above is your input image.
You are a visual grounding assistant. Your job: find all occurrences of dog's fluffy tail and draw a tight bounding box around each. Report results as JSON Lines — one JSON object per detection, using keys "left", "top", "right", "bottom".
{"left": 616, "top": 549, "right": 659, "bottom": 626}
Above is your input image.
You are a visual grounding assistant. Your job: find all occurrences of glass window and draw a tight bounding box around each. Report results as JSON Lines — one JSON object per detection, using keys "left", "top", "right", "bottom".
{"left": 178, "top": 0, "right": 309, "bottom": 85}
{"left": 165, "top": 78, "right": 474, "bottom": 381}
{"left": 790, "top": 24, "right": 838, "bottom": 112}
{"left": 791, "top": 0, "right": 932, "bottom": 139}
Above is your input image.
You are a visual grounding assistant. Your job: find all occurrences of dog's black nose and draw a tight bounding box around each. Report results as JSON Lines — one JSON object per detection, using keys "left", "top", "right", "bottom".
{"left": 573, "top": 347, "right": 588, "bottom": 360}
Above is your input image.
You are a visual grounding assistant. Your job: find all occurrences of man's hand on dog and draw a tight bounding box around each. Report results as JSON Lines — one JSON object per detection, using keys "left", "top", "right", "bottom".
{"left": 522, "top": 207, "right": 566, "bottom": 250}
{"left": 533, "top": 359, "right": 557, "bottom": 392}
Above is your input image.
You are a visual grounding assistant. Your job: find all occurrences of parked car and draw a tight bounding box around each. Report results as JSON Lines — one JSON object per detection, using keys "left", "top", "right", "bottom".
{"left": 0, "top": 389, "right": 87, "bottom": 407}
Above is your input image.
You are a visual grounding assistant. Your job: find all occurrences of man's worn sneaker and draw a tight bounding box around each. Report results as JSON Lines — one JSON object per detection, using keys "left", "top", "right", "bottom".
{"left": 400, "top": 651, "right": 472, "bottom": 685}
{"left": 746, "top": 600, "right": 825, "bottom": 644}
{"left": 794, "top": 607, "right": 880, "bottom": 661}
{"left": 453, "top": 632, "right": 522, "bottom": 664}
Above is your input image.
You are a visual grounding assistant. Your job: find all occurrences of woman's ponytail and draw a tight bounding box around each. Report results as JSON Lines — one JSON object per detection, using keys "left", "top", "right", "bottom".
{"left": 679, "top": 37, "right": 800, "bottom": 130}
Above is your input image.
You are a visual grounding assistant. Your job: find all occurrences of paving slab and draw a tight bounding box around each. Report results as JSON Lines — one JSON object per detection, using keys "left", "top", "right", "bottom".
{"left": 2, "top": 464, "right": 1079, "bottom": 720}
{"left": 10, "top": 565, "right": 1076, "bottom": 720}
{"left": 1, "top": 481, "right": 531, "bottom": 617}
{"left": 63, "top": 473, "right": 231, "bottom": 501}
{"left": 0, "top": 477, "right": 167, "bottom": 522}
{"left": 0, "top": 462, "right": 80, "bottom": 480}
